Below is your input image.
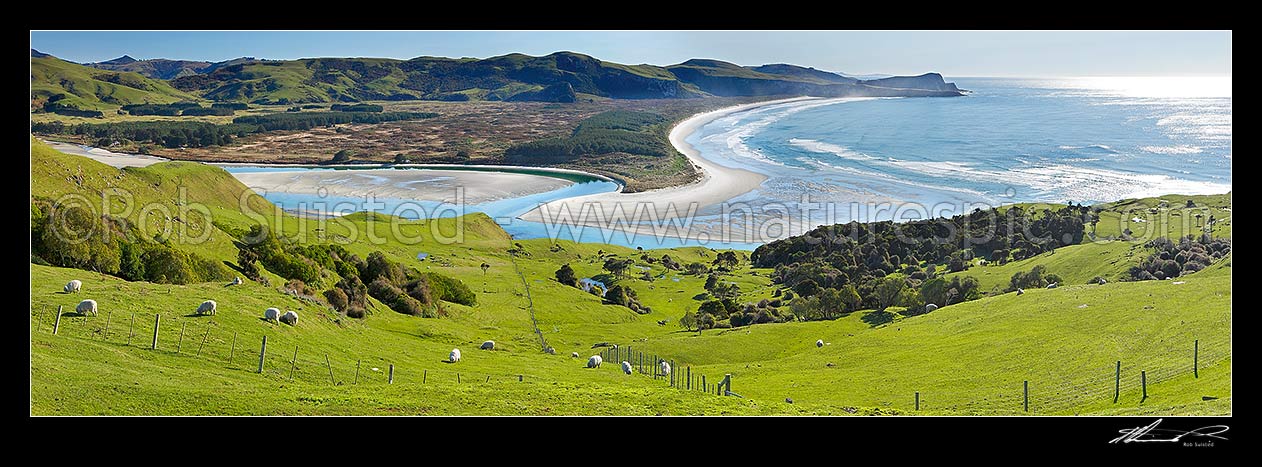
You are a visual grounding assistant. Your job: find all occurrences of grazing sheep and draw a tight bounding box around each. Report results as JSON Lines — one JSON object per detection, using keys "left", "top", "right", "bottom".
{"left": 64, "top": 280, "right": 82, "bottom": 294}
{"left": 196, "top": 300, "right": 217, "bottom": 316}
{"left": 450, "top": 348, "right": 462, "bottom": 363}
{"left": 264, "top": 307, "right": 281, "bottom": 321}
{"left": 226, "top": 277, "right": 243, "bottom": 287}
{"left": 660, "top": 361, "right": 671, "bottom": 376}
{"left": 1047, "top": 282, "right": 1059, "bottom": 289}
{"left": 279, "top": 310, "right": 298, "bottom": 326}
{"left": 621, "top": 361, "right": 633, "bottom": 375}
{"left": 785, "top": 398, "right": 794, "bottom": 404}
{"left": 571, "top": 352, "right": 580, "bottom": 358}
{"left": 587, "top": 355, "right": 603, "bottom": 368}
{"left": 1016, "top": 288, "right": 1025, "bottom": 295}
{"left": 925, "top": 303, "right": 938, "bottom": 313}
{"left": 657, "top": 319, "right": 667, "bottom": 326}
{"left": 76, "top": 299, "right": 97, "bottom": 316}
{"left": 816, "top": 339, "right": 824, "bottom": 348}
{"left": 480, "top": 340, "right": 495, "bottom": 350}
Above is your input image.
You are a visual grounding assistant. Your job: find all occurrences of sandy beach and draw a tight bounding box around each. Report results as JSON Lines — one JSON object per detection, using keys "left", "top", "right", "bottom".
{"left": 42, "top": 140, "right": 169, "bottom": 168}
{"left": 517, "top": 97, "right": 818, "bottom": 240}
{"left": 231, "top": 168, "right": 578, "bottom": 205}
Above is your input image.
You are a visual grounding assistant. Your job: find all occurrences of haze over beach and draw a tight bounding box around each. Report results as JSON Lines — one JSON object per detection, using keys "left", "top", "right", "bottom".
{"left": 30, "top": 30, "right": 1231, "bottom": 421}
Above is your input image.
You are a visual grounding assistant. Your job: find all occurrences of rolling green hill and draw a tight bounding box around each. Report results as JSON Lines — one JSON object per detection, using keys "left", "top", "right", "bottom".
{"left": 35, "top": 50, "right": 964, "bottom": 109}
{"left": 945, "top": 241, "right": 1146, "bottom": 295}
{"left": 28, "top": 144, "right": 1229, "bottom": 415}
{"left": 31, "top": 54, "right": 199, "bottom": 113}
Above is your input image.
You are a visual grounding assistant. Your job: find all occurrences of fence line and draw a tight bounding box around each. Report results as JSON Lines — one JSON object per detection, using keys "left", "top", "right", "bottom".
{"left": 508, "top": 253, "right": 549, "bottom": 353}
{"left": 33, "top": 308, "right": 1227, "bottom": 411}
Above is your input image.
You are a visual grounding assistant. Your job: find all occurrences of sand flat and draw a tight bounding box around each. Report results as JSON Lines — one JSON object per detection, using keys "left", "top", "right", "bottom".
{"left": 42, "top": 140, "right": 169, "bottom": 168}
{"left": 231, "top": 168, "right": 575, "bottom": 205}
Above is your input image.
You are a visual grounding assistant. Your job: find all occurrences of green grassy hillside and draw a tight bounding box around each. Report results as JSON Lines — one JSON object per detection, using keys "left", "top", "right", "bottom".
{"left": 1092, "top": 193, "right": 1232, "bottom": 241}
{"left": 31, "top": 55, "right": 198, "bottom": 112}
{"left": 946, "top": 241, "right": 1145, "bottom": 295}
{"left": 29, "top": 145, "right": 1230, "bottom": 415}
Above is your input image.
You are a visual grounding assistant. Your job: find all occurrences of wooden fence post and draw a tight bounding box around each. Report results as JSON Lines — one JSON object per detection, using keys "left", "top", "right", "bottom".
{"left": 687, "top": 367, "right": 691, "bottom": 390}
{"left": 388, "top": 364, "right": 394, "bottom": 384}
{"left": 229, "top": 332, "right": 237, "bottom": 363}
{"left": 177, "top": 321, "right": 186, "bottom": 353}
{"left": 1141, "top": 371, "right": 1147, "bottom": 401}
{"left": 127, "top": 313, "right": 135, "bottom": 346}
{"left": 423, "top": 369, "right": 427, "bottom": 384}
{"left": 289, "top": 345, "right": 299, "bottom": 381}
{"left": 724, "top": 374, "right": 731, "bottom": 395}
{"left": 457, "top": 372, "right": 461, "bottom": 383}
{"left": 355, "top": 360, "right": 361, "bottom": 384}
{"left": 326, "top": 354, "right": 335, "bottom": 384}
{"left": 104, "top": 310, "right": 112, "bottom": 340}
{"left": 1023, "top": 380, "right": 1029, "bottom": 412}
{"left": 196, "top": 324, "right": 210, "bottom": 356}
{"left": 702, "top": 375, "right": 706, "bottom": 393}
{"left": 1113, "top": 361, "right": 1121, "bottom": 403}
{"left": 519, "top": 375, "right": 523, "bottom": 382}
{"left": 151, "top": 314, "right": 161, "bottom": 350}
{"left": 257, "top": 335, "right": 267, "bottom": 374}
{"left": 1194, "top": 340, "right": 1199, "bottom": 378}
{"left": 915, "top": 391, "right": 920, "bottom": 411}
{"left": 53, "top": 306, "right": 63, "bottom": 335}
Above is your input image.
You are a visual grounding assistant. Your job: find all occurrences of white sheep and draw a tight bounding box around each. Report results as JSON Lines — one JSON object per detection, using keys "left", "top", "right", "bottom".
{"left": 226, "top": 277, "right": 243, "bottom": 286}
{"left": 196, "top": 300, "right": 217, "bottom": 316}
{"left": 76, "top": 299, "right": 97, "bottom": 316}
{"left": 64, "top": 280, "right": 82, "bottom": 294}
{"left": 925, "top": 303, "right": 938, "bottom": 313}
{"left": 660, "top": 361, "right": 671, "bottom": 376}
{"left": 571, "top": 352, "right": 580, "bottom": 358}
{"left": 450, "top": 348, "right": 462, "bottom": 363}
{"left": 816, "top": 339, "right": 824, "bottom": 348}
{"left": 587, "top": 355, "right": 602, "bottom": 368}
{"left": 1016, "top": 288, "right": 1025, "bottom": 295}
{"left": 621, "top": 361, "right": 633, "bottom": 375}
{"left": 480, "top": 340, "right": 494, "bottom": 351}
{"left": 264, "top": 307, "right": 281, "bottom": 321}
{"left": 279, "top": 310, "right": 298, "bottom": 326}
{"left": 1047, "top": 282, "right": 1059, "bottom": 289}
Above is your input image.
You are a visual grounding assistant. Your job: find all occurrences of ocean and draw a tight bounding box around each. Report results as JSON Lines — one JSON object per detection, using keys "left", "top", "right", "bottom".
{"left": 690, "top": 77, "right": 1231, "bottom": 229}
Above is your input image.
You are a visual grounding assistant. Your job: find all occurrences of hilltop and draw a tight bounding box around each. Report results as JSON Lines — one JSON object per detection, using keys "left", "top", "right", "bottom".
{"left": 30, "top": 53, "right": 199, "bottom": 114}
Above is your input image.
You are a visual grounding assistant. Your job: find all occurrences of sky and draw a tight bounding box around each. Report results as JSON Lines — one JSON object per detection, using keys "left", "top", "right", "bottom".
{"left": 30, "top": 31, "right": 1232, "bottom": 77}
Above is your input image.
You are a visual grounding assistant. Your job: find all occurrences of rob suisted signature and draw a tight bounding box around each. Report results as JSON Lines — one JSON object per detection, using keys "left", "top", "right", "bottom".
{"left": 1110, "top": 419, "right": 1229, "bottom": 445}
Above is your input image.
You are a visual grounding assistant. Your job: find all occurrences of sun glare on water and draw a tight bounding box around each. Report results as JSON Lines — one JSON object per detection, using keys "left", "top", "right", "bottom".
{"left": 1071, "top": 76, "right": 1232, "bottom": 98}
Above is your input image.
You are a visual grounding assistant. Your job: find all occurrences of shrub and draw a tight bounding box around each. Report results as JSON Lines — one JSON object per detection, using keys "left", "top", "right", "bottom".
{"left": 324, "top": 287, "right": 349, "bottom": 311}
{"left": 555, "top": 264, "right": 579, "bottom": 287}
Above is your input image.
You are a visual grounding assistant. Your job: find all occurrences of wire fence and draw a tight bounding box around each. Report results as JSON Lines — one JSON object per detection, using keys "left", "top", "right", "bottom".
{"left": 508, "top": 253, "right": 549, "bottom": 353}
{"left": 31, "top": 304, "right": 1227, "bottom": 412}
{"left": 32, "top": 305, "right": 551, "bottom": 388}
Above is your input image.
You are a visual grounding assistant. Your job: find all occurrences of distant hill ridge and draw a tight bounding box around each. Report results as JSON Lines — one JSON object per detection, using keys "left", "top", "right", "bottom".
{"left": 33, "top": 49, "right": 964, "bottom": 108}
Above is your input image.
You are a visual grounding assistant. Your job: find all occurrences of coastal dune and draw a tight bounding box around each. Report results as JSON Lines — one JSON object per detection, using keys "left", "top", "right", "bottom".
{"left": 516, "top": 97, "right": 818, "bottom": 242}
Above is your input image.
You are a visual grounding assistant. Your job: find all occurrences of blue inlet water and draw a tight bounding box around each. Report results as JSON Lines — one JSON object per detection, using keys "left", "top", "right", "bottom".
{"left": 691, "top": 78, "right": 1230, "bottom": 224}
{"left": 228, "top": 77, "right": 1231, "bottom": 249}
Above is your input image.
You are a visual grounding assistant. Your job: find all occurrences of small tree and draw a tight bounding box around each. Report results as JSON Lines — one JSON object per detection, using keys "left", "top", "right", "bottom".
{"left": 603, "top": 257, "right": 630, "bottom": 279}
{"left": 875, "top": 276, "right": 905, "bottom": 311}
{"left": 838, "top": 284, "right": 861, "bottom": 312}
{"left": 679, "top": 310, "right": 697, "bottom": 331}
{"left": 555, "top": 264, "right": 578, "bottom": 287}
